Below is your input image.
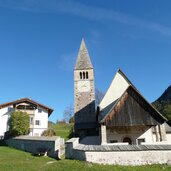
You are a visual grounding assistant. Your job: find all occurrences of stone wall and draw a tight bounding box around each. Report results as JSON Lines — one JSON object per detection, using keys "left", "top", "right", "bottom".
{"left": 66, "top": 138, "right": 171, "bottom": 165}
{"left": 6, "top": 136, "right": 65, "bottom": 158}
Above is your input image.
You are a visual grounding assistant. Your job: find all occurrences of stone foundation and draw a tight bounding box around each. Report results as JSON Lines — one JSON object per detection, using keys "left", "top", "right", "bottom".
{"left": 66, "top": 138, "right": 171, "bottom": 165}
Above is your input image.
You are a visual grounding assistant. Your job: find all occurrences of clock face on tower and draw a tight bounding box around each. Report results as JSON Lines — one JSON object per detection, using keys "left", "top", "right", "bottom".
{"left": 77, "top": 81, "right": 90, "bottom": 92}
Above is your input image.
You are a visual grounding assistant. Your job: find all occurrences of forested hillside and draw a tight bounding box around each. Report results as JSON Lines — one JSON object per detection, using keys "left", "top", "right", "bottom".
{"left": 153, "top": 85, "right": 171, "bottom": 121}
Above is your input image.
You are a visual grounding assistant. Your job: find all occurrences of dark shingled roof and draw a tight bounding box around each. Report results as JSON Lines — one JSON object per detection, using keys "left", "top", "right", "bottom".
{"left": 75, "top": 38, "right": 93, "bottom": 70}
{"left": 75, "top": 144, "right": 171, "bottom": 151}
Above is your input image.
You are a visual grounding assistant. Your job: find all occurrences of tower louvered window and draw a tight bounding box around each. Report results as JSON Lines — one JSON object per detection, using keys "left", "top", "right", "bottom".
{"left": 86, "top": 71, "right": 88, "bottom": 79}
{"left": 80, "top": 72, "right": 82, "bottom": 79}
{"left": 83, "top": 72, "right": 85, "bottom": 79}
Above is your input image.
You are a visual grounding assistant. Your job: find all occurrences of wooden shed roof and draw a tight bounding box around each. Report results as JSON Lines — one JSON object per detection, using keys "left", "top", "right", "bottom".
{"left": 100, "top": 85, "right": 167, "bottom": 126}
{"left": 0, "top": 98, "right": 53, "bottom": 115}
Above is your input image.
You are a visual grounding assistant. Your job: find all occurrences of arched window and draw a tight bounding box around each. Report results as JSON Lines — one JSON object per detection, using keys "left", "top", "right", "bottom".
{"left": 80, "top": 72, "right": 82, "bottom": 79}
{"left": 86, "top": 71, "right": 88, "bottom": 79}
{"left": 83, "top": 72, "right": 85, "bottom": 79}
{"left": 123, "top": 137, "right": 132, "bottom": 145}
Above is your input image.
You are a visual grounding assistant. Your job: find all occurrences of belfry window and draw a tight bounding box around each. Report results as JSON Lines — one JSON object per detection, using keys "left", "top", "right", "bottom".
{"left": 86, "top": 72, "right": 88, "bottom": 79}
{"left": 83, "top": 72, "right": 85, "bottom": 79}
{"left": 80, "top": 72, "right": 82, "bottom": 79}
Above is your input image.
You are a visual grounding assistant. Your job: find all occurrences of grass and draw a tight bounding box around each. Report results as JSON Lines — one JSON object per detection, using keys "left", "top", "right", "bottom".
{"left": 2, "top": 123, "right": 170, "bottom": 170}
{"left": 0, "top": 146, "right": 171, "bottom": 171}
{"left": 49, "top": 122, "right": 73, "bottom": 140}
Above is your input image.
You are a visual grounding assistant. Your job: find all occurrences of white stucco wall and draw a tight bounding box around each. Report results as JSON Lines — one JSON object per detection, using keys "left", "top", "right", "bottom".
{"left": 0, "top": 106, "right": 49, "bottom": 138}
{"left": 99, "top": 71, "right": 129, "bottom": 110}
{"left": 106, "top": 128, "right": 154, "bottom": 145}
{"left": 166, "top": 133, "right": 171, "bottom": 142}
{"left": 30, "top": 108, "right": 48, "bottom": 136}
{"left": 0, "top": 106, "right": 12, "bottom": 138}
{"left": 34, "top": 108, "right": 48, "bottom": 128}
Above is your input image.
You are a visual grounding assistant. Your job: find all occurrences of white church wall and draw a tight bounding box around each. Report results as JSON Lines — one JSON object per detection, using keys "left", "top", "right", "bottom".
{"left": 106, "top": 127, "right": 154, "bottom": 145}
{"left": 99, "top": 71, "right": 129, "bottom": 110}
{"left": 137, "top": 128, "right": 154, "bottom": 144}
{"left": 166, "top": 133, "right": 171, "bottom": 142}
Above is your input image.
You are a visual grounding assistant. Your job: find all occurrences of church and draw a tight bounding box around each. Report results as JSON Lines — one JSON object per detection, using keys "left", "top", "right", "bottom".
{"left": 74, "top": 39, "right": 171, "bottom": 145}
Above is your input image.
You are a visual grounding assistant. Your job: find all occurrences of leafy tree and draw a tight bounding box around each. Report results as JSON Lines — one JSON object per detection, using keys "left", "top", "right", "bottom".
{"left": 153, "top": 101, "right": 171, "bottom": 121}
{"left": 8, "top": 111, "right": 29, "bottom": 137}
{"left": 41, "top": 128, "right": 56, "bottom": 137}
{"left": 163, "top": 105, "right": 171, "bottom": 120}
{"left": 56, "top": 119, "right": 66, "bottom": 124}
{"left": 67, "top": 125, "right": 74, "bottom": 139}
{"left": 69, "top": 116, "right": 74, "bottom": 123}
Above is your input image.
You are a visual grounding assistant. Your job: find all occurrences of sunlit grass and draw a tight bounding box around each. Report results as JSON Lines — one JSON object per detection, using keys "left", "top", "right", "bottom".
{"left": 49, "top": 122, "right": 73, "bottom": 140}
{"left": 0, "top": 146, "right": 171, "bottom": 171}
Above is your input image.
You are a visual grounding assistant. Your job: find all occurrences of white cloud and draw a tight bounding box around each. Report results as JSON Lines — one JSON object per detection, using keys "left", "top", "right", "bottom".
{"left": 0, "top": 0, "right": 171, "bottom": 36}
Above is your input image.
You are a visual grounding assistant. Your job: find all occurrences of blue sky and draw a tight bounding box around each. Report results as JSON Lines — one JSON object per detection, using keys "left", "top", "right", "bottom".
{"left": 0, "top": 0, "right": 171, "bottom": 122}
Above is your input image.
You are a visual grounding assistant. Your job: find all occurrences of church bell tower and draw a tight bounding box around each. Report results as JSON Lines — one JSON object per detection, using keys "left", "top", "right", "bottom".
{"left": 74, "top": 38, "right": 96, "bottom": 137}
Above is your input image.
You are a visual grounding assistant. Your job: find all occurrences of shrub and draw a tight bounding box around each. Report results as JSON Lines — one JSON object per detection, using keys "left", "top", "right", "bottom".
{"left": 41, "top": 128, "right": 56, "bottom": 137}
{"left": 8, "top": 111, "right": 29, "bottom": 137}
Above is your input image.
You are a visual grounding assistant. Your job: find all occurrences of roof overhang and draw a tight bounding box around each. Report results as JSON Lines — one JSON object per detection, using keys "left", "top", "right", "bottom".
{"left": 0, "top": 98, "right": 53, "bottom": 116}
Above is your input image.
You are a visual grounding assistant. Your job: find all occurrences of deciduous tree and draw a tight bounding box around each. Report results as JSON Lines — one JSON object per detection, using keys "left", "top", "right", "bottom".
{"left": 8, "top": 111, "right": 29, "bottom": 137}
{"left": 63, "top": 105, "right": 74, "bottom": 123}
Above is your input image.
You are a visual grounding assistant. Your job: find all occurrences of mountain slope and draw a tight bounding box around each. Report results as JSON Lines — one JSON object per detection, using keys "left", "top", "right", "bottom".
{"left": 153, "top": 85, "right": 171, "bottom": 120}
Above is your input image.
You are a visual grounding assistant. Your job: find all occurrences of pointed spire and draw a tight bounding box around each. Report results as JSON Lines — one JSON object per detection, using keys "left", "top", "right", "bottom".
{"left": 75, "top": 38, "right": 93, "bottom": 70}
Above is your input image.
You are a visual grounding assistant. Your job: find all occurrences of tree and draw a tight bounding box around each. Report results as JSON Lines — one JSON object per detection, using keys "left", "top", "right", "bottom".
{"left": 41, "top": 128, "right": 56, "bottom": 137}
{"left": 69, "top": 116, "right": 74, "bottom": 123}
{"left": 63, "top": 105, "right": 74, "bottom": 123}
{"left": 8, "top": 111, "right": 29, "bottom": 137}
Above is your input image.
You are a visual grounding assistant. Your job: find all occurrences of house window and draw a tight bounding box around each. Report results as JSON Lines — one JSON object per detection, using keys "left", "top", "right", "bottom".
{"left": 123, "top": 137, "right": 132, "bottom": 145}
{"left": 38, "top": 109, "right": 42, "bottom": 113}
{"left": 30, "top": 117, "right": 33, "bottom": 125}
{"left": 35, "top": 120, "right": 40, "bottom": 126}
{"left": 137, "top": 138, "right": 145, "bottom": 145}
{"left": 8, "top": 107, "right": 13, "bottom": 112}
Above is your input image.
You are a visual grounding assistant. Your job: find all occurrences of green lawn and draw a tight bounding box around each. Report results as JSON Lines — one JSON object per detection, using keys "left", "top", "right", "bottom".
{"left": 49, "top": 122, "right": 73, "bottom": 140}
{"left": 0, "top": 146, "right": 171, "bottom": 171}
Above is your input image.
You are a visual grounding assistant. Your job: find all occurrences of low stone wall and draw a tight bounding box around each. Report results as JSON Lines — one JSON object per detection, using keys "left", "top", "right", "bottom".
{"left": 66, "top": 138, "right": 171, "bottom": 165}
{"left": 6, "top": 136, "right": 65, "bottom": 158}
